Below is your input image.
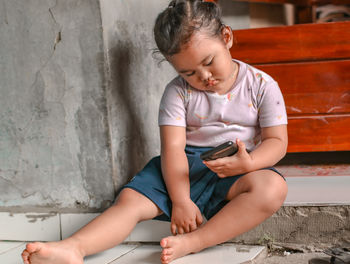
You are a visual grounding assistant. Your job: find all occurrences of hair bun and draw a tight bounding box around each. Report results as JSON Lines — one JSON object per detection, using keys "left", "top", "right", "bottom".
{"left": 154, "top": 0, "right": 223, "bottom": 57}
{"left": 168, "top": 0, "right": 204, "bottom": 9}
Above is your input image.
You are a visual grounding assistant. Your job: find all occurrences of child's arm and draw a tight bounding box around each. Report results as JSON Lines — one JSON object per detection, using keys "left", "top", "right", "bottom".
{"left": 160, "top": 125, "right": 203, "bottom": 234}
{"left": 204, "top": 125, "right": 287, "bottom": 177}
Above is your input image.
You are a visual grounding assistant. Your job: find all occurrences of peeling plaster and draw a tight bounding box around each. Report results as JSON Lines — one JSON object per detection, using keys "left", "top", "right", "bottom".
{"left": 230, "top": 206, "right": 350, "bottom": 246}
{"left": 25, "top": 213, "right": 57, "bottom": 223}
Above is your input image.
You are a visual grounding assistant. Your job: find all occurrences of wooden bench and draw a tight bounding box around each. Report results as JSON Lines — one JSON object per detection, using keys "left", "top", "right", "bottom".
{"left": 230, "top": 21, "right": 350, "bottom": 153}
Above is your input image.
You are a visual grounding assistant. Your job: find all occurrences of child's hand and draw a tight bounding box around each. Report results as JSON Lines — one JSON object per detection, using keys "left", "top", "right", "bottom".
{"left": 171, "top": 198, "right": 203, "bottom": 235}
{"left": 203, "top": 139, "right": 252, "bottom": 178}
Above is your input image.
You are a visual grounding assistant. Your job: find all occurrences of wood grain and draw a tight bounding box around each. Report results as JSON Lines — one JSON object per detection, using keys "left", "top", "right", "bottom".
{"left": 287, "top": 115, "right": 350, "bottom": 152}
{"left": 231, "top": 22, "right": 350, "bottom": 64}
{"left": 255, "top": 60, "right": 350, "bottom": 115}
{"left": 231, "top": 0, "right": 350, "bottom": 6}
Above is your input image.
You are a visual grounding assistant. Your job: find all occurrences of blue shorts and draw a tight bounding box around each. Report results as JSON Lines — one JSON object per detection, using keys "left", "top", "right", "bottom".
{"left": 123, "top": 145, "right": 283, "bottom": 221}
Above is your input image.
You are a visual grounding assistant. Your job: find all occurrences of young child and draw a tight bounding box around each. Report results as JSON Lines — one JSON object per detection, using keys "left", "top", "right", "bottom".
{"left": 21, "top": 0, "right": 288, "bottom": 263}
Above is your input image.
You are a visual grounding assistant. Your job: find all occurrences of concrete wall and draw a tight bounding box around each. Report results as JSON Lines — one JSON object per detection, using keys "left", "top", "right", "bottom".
{"left": 0, "top": 0, "right": 249, "bottom": 213}
{"left": 0, "top": 0, "right": 114, "bottom": 212}
{"left": 100, "top": 0, "right": 177, "bottom": 189}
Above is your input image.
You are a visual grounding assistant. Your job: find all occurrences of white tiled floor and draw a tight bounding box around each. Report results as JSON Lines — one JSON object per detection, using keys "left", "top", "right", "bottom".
{"left": 0, "top": 241, "right": 265, "bottom": 264}
{"left": 0, "top": 242, "right": 26, "bottom": 264}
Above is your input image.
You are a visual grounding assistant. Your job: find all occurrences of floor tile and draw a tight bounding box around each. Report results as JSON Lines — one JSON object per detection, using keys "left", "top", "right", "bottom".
{"left": 0, "top": 241, "right": 24, "bottom": 254}
{"left": 110, "top": 244, "right": 265, "bottom": 264}
{"left": 85, "top": 244, "right": 139, "bottom": 264}
{"left": 0, "top": 242, "right": 26, "bottom": 264}
{"left": 171, "top": 244, "right": 265, "bottom": 264}
{"left": 126, "top": 220, "right": 172, "bottom": 242}
{"left": 109, "top": 244, "right": 163, "bottom": 264}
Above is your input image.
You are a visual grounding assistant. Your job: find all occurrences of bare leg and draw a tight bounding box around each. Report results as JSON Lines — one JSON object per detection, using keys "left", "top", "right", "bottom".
{"left": 160, "top": 170, "right": 288, "bottom": 264}
{"left": 21, "top": 188, "right": 162, "bottom": 264}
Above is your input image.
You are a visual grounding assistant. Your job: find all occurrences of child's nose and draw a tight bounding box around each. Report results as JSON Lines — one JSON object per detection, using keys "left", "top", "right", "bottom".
{"left": 198, "top": 70, "right": 212, "bottom": 81}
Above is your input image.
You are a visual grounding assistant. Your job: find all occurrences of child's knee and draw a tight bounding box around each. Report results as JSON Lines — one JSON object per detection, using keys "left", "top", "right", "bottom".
{"left": 117, "top": 188, "right": 148, "bottom": 206}
{"left": 116, "top": 188, "right": 163, "bottom": 220}
{"left": 259, "top": 174, "right": 287, "bottom": 214}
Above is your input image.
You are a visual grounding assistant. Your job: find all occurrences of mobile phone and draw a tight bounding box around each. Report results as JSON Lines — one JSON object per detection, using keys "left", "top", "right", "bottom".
{"left": 200, "top": 141, "right": 238, "bottom": 161}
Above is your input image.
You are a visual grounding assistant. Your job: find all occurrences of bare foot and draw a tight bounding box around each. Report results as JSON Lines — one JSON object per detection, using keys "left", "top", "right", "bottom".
{"left": 21, "top": 239, "right": 84, "bottom": 264}
{"left": 160, "top": 235, "right": 201, "bottom": 264}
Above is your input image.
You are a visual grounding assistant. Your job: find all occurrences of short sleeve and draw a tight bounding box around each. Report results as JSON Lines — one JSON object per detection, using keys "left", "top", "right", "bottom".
{"left": 257, "top": 81, "right": 288, "bottom": 127}
{"left": 158, "top": 77, "right": 187, "bottom": 127}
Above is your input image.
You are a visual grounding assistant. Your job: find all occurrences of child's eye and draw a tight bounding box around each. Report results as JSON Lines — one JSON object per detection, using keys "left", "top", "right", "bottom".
{"left": 185, "top": 71, "right": 195, "bottom": 77}
{"left": 205, "top": 59, "right": 213, "bottom": 66}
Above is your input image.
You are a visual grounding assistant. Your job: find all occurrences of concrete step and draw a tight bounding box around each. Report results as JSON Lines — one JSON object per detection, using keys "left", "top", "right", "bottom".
{"left": 228, "top": 175, "right": 350, "bottom": 247}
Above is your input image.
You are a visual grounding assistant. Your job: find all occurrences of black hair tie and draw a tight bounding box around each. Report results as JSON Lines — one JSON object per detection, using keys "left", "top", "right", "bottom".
{"left": 168, "top": 1, "right": 176, "bottom": 8}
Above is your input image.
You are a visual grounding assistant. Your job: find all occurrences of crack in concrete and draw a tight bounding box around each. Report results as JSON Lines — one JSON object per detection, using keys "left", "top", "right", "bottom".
{"left": 48, "top": 0, "right": 62, "bottom": 51}
{"left": 48, "top": 3, "right": 58, "bottom": 24}
{"left": 54, "top": 31, "right": 61, "bottom": 50}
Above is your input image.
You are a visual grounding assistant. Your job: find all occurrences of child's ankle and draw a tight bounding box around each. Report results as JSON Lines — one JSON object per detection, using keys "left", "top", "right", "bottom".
{"left": 65, "top": 237, "right": 86, "bottom": 258}
{"left": 185, "top": 233, "right": 205, "bottom": 253}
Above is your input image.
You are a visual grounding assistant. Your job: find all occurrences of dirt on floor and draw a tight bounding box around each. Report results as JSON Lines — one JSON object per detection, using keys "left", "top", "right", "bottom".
{"left": 254, "top": 252, "right": 330, "bottom": 264}
{"left": 252, "top": 243, "right": 343, "bottom": 264}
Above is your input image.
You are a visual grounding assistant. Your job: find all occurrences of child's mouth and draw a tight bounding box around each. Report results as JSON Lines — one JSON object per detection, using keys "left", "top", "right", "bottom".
{"left": 206, "top": 79, "right": 218, "bottom": 87}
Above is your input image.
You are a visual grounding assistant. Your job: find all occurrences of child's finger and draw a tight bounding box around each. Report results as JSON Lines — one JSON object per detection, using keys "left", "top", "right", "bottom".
{"left": 196, "top": 213, "right": 203, "bottom": 226}
{"left": 217, "top": 173, "right": 226, "bottom": 178}
{"left": 204, "top": 158, "right": 225, "bottom": 167}
{"left": 177, "top": 226, "right": 185, "bottom": 234}
{"left": 236, "top": 138, "right": 246, "bottom": 152}
{"left": 189, "top": 221, "right": 197, "bottom": 232}
{"left": 183, "top": 224, "right": 190, "bottom": 233}
{"left": 171, "top": 223, "right": 177, "bottom": 235}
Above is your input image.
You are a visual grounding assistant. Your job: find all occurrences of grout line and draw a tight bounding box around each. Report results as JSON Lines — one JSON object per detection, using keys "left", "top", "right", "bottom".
{"left": 59, "top": 214, "right": 62, "bottom": 240}
{"left": 0, "top": 242, "right": 26, "bottom": 255}
{"left": 106, "top": 244, "right": 141, "bottom": 264}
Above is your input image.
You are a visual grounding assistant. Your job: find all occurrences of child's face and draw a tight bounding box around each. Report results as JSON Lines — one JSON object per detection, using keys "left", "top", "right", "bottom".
{"left": 168, "top": 28, "right": 236, "bottom": 95}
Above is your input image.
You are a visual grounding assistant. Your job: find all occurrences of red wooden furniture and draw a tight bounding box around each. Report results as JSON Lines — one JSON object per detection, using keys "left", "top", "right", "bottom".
{"left": 208, "top": 0, "right": 350, "bottom": 23}
{"left": 230, "top": 21, "right": 350, "bottom": 152}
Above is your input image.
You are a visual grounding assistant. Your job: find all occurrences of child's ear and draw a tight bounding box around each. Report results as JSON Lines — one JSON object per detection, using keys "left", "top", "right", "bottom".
{"left": 221, "top": 25, "right": 233, "bottom": 49}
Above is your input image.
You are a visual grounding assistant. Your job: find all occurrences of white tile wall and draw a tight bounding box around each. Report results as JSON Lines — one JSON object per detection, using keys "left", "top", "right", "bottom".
{"left": 0, "top": 212, "right": 60, "bottom": 241}
{"left": 61, "top": 213, "right": 99, "bottom": 239}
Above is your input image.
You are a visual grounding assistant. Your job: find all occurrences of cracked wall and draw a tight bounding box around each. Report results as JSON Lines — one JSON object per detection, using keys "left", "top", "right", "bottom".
{"left": 0, "top": 0, "right": 114, "bottom": 212}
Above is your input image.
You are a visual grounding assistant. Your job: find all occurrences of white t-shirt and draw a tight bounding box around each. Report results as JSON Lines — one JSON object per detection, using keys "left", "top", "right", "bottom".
{"left": 158, "top": 60, "right": 288, "bottom": 151}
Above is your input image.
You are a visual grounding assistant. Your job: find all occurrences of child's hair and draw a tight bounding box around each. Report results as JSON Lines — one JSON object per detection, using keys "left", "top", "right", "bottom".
{"left": 154, "top": 0, "right": 223, "bottom": 58}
